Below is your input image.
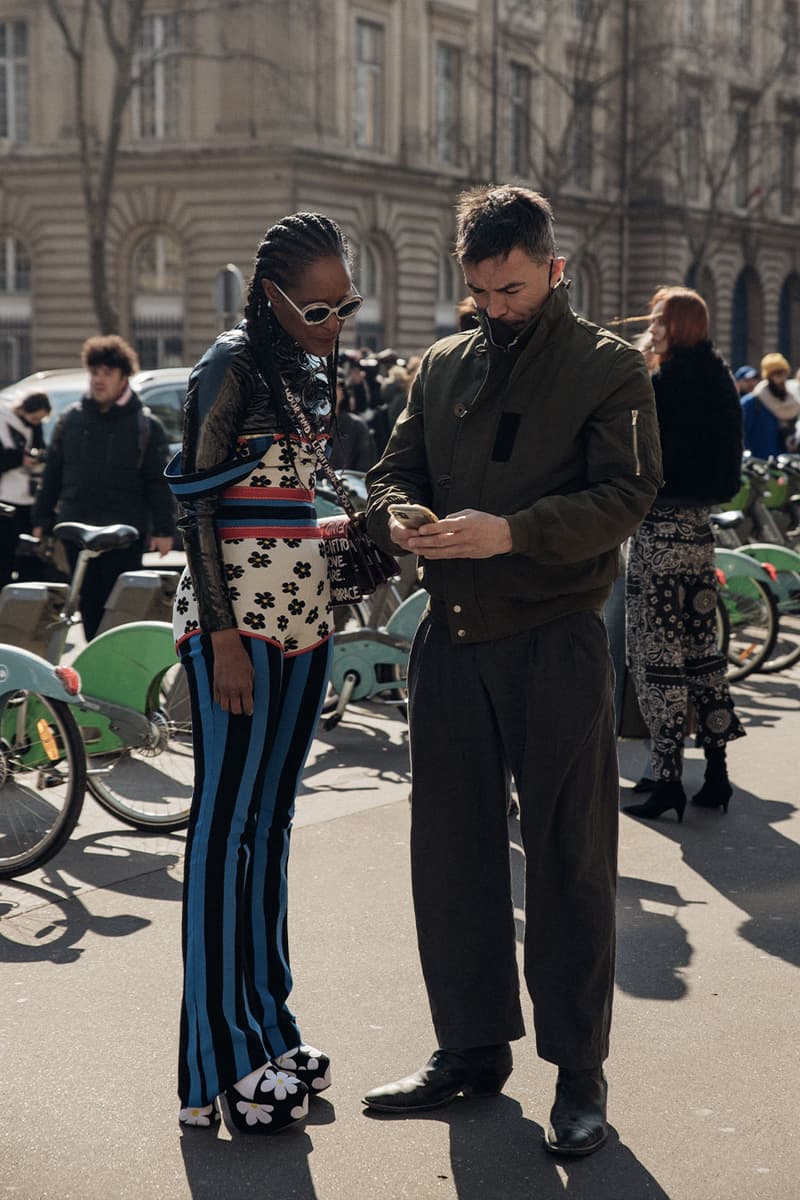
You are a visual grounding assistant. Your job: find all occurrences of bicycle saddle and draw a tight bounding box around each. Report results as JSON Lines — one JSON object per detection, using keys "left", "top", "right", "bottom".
{"left": 709, "top": 511, "right": 745, "bottom": 530}
{"left": 53, "top": 522, "right": 140, "bottom": 551}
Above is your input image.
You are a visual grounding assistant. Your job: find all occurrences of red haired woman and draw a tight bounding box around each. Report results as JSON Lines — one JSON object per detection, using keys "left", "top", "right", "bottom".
{"left": 623, "top": 287, "right": 745, "bottom": 821}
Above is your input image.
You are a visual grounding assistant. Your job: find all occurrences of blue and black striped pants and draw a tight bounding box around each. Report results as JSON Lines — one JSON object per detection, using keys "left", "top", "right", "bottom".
{"left": 177, "top": 632, "right": 332, "bottom": 1108}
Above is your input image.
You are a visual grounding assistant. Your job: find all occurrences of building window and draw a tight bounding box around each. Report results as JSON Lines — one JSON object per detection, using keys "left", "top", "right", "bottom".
{"left": 683, "top": 0, "right": 703, "bottom": 39}
{"left": 134, "top": 13, "right": 180, "bottom": 141}
{"left": 0, "top": 21, "right": 28, "bottom": 143}
{"left": 0, "top": 235, "right": 31, "bottom": 387}
{"left": 778, "top": 273, "right": 800, "bottom": 364}
{"left": 131, "top": 233, "right": 184, "bottom": 368}
{"left": 780, "top": 123, "right": 796, "bottom": 216}
{"left": 730, "top": 266, "right": 763, "bottom": 369}
{"left": 509, "top": 62, "right": 531, "bottom": 177}
{"left": 354, "top": 19, "right": 384, "bottom": 150}
{"left": 682, "top": 87, "right": 703, "bottom": 201}
{"left": 733, "top": 0, "right": 752, "bottom": 58}
{"left": 436, "top": 254, "right": 462, "bottom": 337}
{"left": 732, "top": 103, "right": 751, "bottom": 209}
{"left": 570, "top": 258, "right": 599, "bottom": 320}
{"left": 435, "top": 43, "right": 462, "bottom": 165}
{"left": 572, "top": 82, "right": 593, "bottom": 190}
{"left": 355, "top": 243, "right": 384, "bottom": 350}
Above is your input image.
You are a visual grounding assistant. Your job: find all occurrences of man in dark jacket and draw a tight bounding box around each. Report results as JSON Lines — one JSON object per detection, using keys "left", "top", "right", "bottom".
{"left": 32, "top": 335, "right": 175, "bottom": 638}
{"left": 363, "top": 186, "right": 662, "bottom": 1156}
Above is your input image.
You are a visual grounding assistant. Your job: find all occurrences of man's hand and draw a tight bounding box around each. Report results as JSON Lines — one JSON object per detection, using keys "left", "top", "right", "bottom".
{"left": 211, "top": 628, "right": 255, "bottom": 715}
{"left": 31, "top": 526, "right": 43, "bottom": 540}
{"left": 402, "top": 509, "right": 513, "bottom": 559}
{"left": 149, "top": 535, "right": 173, "bottom": 556}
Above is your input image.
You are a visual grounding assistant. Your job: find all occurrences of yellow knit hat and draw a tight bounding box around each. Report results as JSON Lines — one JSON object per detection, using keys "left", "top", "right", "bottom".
{"left": 760, "top": 353, "right": 790, "bottom": 378}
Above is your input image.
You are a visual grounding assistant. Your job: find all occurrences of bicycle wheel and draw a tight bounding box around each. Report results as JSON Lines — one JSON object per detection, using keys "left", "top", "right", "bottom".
{"left": 759, "top": 570, "right": 800, "bottom": 673}
{"left": 715, "top": 594, "right": 730, "bottom": 656}
{"left": 86, "top": 663, "right": 194, "bottom": 831}
{"left": 722, "top": 577, "right": 779, "bottom": 681}
{"left": 0, "top": 691, "right": 85, "bottom": 879}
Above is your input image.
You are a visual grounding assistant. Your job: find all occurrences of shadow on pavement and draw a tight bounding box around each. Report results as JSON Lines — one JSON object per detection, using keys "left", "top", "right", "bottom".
{"left": 616, "top": 876, "right": 699, "bottom": 1000}
{"left": 180, "top": 1126, "right": 319, "bottom": 1200}
{"left": 365, "top": 1094, "right": 671, "bottom": 1199}
{"left": 617, "top": 778, "right": 800, "bottom": 968}
{"left": 302, "top": 706, "right": 410, "bottom": 793}
{"left": 0, "top": 831, "right": 183, "bottom": 963}
{"left": 0, "top": 877, "right": 150, "bottom": 963}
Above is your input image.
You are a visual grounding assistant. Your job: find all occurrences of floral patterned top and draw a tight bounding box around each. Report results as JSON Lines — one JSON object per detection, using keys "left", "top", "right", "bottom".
{"left": 166, "top": 316, "right": 333, "bottom": 655}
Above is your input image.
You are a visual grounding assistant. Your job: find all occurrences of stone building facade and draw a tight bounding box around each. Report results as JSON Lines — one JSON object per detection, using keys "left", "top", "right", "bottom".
{"left": 0, "top": 0, "right": 798, "bottom": 385}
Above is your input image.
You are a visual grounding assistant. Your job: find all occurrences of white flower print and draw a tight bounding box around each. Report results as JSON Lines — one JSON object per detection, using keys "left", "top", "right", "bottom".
{"left": 236, "top": 1100, "right": 274, "bottom": 1127}
{"left": 258, "top": 1068, "right": 301, "bottom": 1101}
{"left": 179, "top": 1104, "right": 215, "bottom": 1126}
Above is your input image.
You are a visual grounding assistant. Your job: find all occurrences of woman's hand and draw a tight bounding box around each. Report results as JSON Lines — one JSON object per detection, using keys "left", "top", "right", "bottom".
{"left": 211, "top": 628, "right": 255, "bottom": 715}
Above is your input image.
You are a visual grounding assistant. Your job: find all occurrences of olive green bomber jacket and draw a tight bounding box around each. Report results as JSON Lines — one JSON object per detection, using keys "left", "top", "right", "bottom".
{"left": 365, "top": 284, "right": 663, "bottom": 644}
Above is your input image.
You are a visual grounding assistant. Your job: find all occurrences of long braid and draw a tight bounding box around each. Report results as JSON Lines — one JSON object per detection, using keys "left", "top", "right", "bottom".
{"left": 243, "top": 213, "right": 351, "bottom": 447}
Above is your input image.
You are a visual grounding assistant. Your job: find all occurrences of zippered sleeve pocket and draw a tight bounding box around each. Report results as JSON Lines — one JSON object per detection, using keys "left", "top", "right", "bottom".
{"left": 585, "top": 405, "right": 660, "bottom": 485}
{"left": 631, "top": 409, "right": 640, "bottom": 476}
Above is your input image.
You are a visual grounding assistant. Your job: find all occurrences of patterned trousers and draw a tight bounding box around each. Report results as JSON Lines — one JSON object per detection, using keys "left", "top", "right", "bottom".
{"left": 177, "top": 632, "right": 332, "bottom": 1108}
{"left": 626, "top": 503, "right": 745, "bottom": 781}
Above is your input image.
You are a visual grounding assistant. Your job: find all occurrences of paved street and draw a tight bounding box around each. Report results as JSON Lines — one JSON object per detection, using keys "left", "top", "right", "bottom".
{"left": 0, "top": 668, "right": 798, "bottom": 1200}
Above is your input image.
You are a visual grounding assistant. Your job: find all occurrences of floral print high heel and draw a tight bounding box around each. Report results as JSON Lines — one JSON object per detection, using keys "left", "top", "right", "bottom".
{"left": 274, "top": 1044, "right": 331, "bottom": 1094}
{"left": 221, "top": 1063, "right": 309, "bottom": 1134}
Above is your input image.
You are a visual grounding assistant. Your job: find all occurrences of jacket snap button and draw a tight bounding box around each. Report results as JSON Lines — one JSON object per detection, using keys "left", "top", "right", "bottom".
{"left": 453, "top": 403, "right": 467, "bottom": 417}
{"left": 457, "top": 628, "right": 467, "bottom": 638}
{"left": 453, "top": 604, "right": 462, "bottom": 613}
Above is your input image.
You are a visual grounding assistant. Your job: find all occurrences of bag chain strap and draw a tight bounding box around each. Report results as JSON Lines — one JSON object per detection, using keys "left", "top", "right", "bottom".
{"left": 279, "top": 385, "right": 358, "bottom": 521}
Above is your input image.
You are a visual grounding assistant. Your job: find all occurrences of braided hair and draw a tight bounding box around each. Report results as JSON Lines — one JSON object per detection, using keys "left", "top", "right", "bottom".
{"left": 243, "top": 212, "right": 352, "bottom": 413}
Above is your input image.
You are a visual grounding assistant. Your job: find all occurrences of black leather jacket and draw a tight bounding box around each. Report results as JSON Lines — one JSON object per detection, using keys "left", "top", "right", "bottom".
{"left": 176, "top": 320, "right": 330, "bottom": 633}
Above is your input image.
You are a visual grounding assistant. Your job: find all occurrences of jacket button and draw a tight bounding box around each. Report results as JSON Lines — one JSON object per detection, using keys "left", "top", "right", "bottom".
{"left": 453, "top": 604, "right": 462, "bottom": 613}
{"left": 453, "top": 403, "right": 467, "bottom": 417}
{"left": 457, "top": 628, "right": 467, "bottom": 638}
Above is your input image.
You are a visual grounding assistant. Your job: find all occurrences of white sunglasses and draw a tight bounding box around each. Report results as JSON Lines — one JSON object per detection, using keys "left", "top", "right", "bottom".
{"left": 271, "top": 280, "right": 363, "bottom": 326}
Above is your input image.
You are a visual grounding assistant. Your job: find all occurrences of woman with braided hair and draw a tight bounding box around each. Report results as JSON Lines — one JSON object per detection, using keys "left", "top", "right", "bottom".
{"left": 166, "top": 213, "right": 362, "bottom": 1134}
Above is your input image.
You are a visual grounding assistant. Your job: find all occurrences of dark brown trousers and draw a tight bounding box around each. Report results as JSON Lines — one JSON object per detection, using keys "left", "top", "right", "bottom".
{"left": 408, "top": 609, "right": 618, "bottom": 1069}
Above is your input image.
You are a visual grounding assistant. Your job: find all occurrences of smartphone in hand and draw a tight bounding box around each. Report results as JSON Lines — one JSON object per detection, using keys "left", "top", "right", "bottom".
{"left": 387, "top": 503, "right": 439, "bottom": 529}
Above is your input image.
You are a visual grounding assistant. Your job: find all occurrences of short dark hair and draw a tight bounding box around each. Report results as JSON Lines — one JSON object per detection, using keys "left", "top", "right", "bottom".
{"left": 19, "top": 391, "right": 51, "bottom": 415}
{"left": 455, "top": 185, "right": 557, "bottom": 265}
{"left": 81, "top": 334, "right": 140, "bottom": 377}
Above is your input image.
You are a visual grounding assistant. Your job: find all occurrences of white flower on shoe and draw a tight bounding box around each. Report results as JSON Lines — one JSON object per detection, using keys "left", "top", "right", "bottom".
{"left": 179, "top": 1105, "right": 215, "bottom": 1127}
{"left": 236, "top": 1100, "right": 274, "bottom": 1127}
{"left": 258, "top": 1068, "right": 301, "bottom": 1101}
{"left": 276, "top": 1044, "right": 321, "bottom": 1072}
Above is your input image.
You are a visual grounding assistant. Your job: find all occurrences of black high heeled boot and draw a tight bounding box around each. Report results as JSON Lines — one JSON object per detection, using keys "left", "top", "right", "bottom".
{"left": 622, "top": 779, "right": 687, "bottom": 823}
{"left": 692, "top": 747, "right": 732, "bottom": 812}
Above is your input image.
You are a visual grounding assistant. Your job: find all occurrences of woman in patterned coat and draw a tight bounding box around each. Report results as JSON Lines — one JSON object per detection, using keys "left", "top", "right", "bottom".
{"left": 167, "top": 214, "right": 362, "bottom": 1133}
{"left": 623, "top": 287, "right": 745, "bottom": 823}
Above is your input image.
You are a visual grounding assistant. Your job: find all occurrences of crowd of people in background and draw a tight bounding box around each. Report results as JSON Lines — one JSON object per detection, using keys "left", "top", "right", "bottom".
{"left": 330, "top": 334, "right": 800, "bottom": 478}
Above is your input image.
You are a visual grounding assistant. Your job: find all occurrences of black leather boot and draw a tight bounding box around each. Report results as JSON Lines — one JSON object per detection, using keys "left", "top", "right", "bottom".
{"left": 545, "top": 1067, "right": 608, "bottom": 1157}
{"left": 692, "top": 746, "right": 732, "bottom": 812}
{"left": 622, "top": 779, "right": 687, "bottom": 822}
{"left": 362, "top": 1044, "right": 513, "bottom": 1113}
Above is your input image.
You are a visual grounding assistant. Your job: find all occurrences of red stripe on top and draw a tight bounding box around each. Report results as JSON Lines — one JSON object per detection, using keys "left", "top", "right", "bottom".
{"left": 219, "top": 525, "right": 321, "bottom": 540}
{"left": 221, "top": 485, "right": 314, "bottom": 501}
{"left": 235, "top": 432, "right": 331, "bottom": 445}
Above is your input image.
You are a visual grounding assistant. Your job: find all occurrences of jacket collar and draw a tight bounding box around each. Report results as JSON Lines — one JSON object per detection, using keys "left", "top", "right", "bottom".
{"left": 474, "top": 282, "right": 570, "bottom": 358}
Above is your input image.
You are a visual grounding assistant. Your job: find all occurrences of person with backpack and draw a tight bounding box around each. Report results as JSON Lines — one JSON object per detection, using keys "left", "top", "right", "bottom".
{"left": 31, "top": 335, "right": 175, "bottom": 638}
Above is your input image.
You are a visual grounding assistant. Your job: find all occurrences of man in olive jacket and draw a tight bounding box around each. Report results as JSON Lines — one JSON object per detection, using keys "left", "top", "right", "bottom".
{"left": 362, "top": 186, "right": 662, "bottom": 1156}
